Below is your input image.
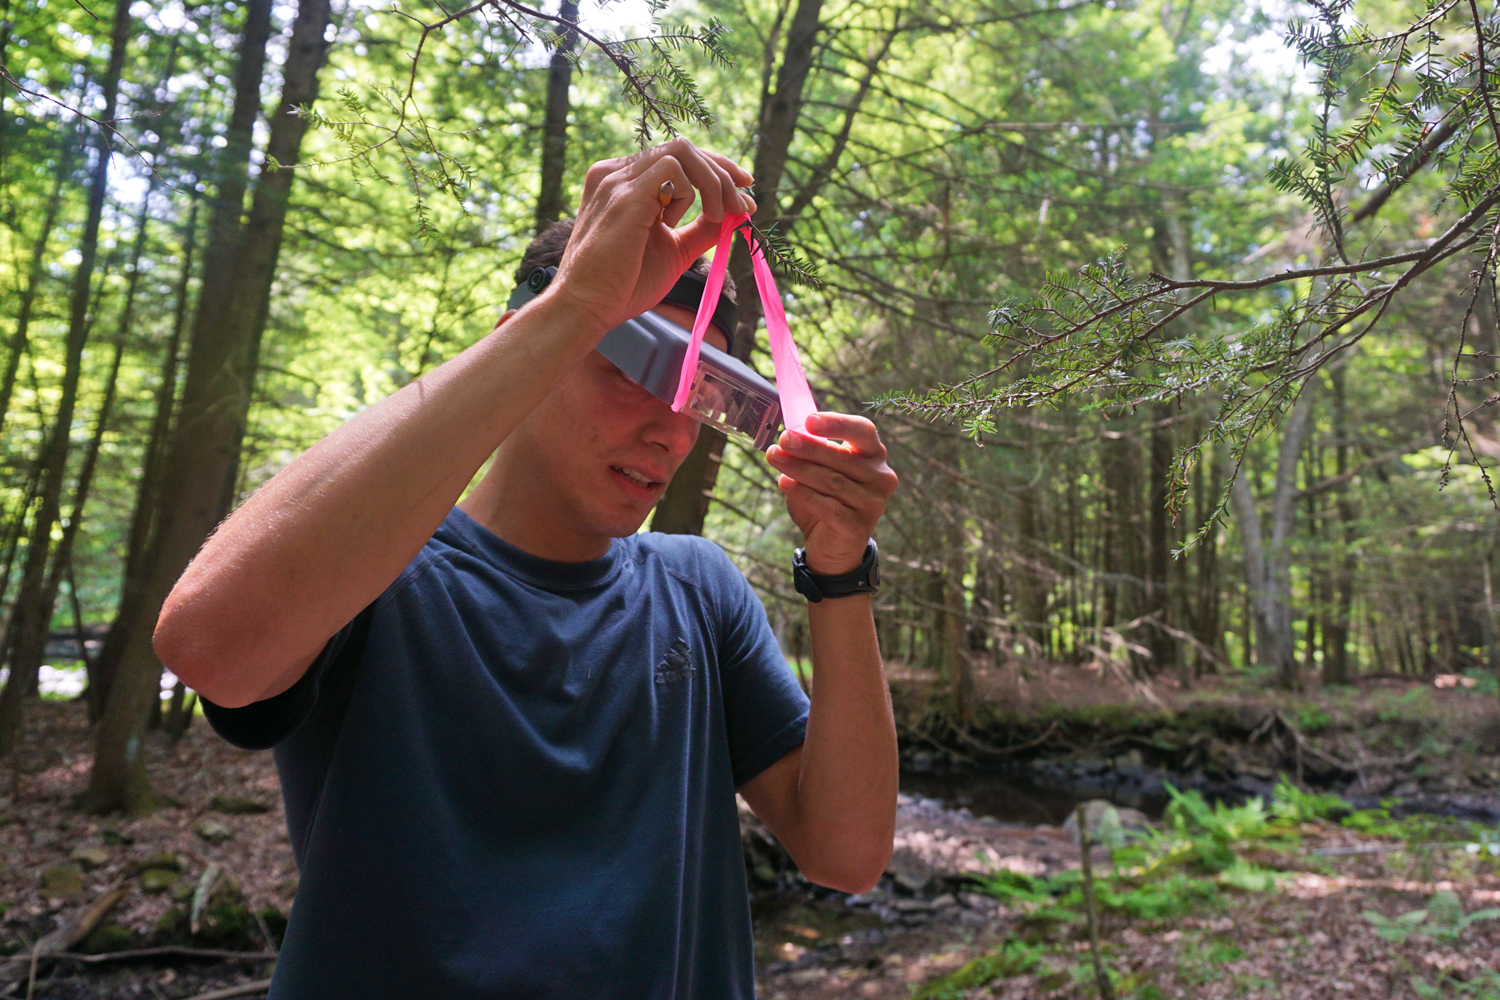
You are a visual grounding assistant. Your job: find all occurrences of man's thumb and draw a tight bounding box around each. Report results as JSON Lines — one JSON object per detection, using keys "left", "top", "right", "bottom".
{"left": 675, "top": 211, "right": 744, "bottom": 264}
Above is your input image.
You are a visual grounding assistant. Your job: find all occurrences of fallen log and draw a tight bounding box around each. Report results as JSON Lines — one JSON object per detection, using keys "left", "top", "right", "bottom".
{"left": 0, "top": 882, "right": 128, "bottom": 985}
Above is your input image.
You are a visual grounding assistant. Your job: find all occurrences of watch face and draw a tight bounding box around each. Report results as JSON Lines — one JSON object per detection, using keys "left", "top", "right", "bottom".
{"left": 868, "top": 560, "right": 879, "bottom": 588}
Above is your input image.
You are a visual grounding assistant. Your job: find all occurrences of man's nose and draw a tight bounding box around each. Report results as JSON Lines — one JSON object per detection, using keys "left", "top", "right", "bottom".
{"left": 642, "top": 398, "right": 700, "bottom": 458}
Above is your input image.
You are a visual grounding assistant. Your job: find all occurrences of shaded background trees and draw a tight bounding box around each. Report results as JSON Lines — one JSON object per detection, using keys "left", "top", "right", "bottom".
{"left": 2, "top": 0, "right": 1498, "bottom": 813}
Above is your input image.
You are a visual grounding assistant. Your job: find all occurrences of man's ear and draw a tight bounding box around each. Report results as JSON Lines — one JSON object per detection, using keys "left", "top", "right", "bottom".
{"left": 493, "top": 308, "right": 518, "bottom": 331}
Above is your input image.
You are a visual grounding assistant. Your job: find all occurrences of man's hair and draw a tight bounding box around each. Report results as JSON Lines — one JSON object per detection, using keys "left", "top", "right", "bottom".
{"left": 515, "top": 219, "right": 737, "bottom": 303}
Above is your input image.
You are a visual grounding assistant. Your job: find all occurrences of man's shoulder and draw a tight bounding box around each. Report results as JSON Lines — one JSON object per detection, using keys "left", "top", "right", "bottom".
{"left": 627, "top": 530, "right": 728, "bottom": 567}
{"left": 626, "top": 532, "right": 742, "bottom": 588}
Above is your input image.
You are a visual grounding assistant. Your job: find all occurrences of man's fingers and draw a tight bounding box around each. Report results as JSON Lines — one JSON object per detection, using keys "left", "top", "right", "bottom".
{"left": 672, "top": 212, "right": 729, "bottom": 260}
{"left": 581, "top": 152, "right": 637, "bottom": 201}
{"left": 703, "top": 149, "right": 754, "bottom": 188}
{"left": 780, "top": 476, "right": 850, "bottom": 523}
{"left": 772, "top": 431, "right": 896, "bottom": 496}
{"left": 768, "top": 449, "right": 888, "bottom": 514}
{"left": 623, "top": 139, "right": 749, "bottom": 221}
{"left": 802, "top": 412, "right": 886, "bottom": 456}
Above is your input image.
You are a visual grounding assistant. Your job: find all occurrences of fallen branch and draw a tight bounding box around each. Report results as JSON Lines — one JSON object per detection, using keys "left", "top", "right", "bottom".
{"left": 951, "top": 720, "right": 1061, "bottom": 757}
{"left": 1, "top": 883, "right": 128, "bottom": 984}
{"left": 46, "top": 947, "right": 278, "bottom": 964}
{"left": 894, "top": 720, "right": 978, "bottom": 766}
{"left": 183, "top": 980, "right": 273, "bottom": 1000}
{"left": 1075, "top": 805, "right": 1115, "bottom": 1000}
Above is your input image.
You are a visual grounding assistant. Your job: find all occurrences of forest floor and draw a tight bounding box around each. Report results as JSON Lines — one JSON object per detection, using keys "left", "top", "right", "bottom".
{"left": 0, "top": 665, "right": 1497, "bottom": 999}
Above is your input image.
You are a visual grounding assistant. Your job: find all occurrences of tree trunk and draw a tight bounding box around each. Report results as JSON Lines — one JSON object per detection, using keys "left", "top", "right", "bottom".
{"left": 534, "top": 0, "right": 577, "bottom": 233}
{"left": 1014, "top": 451, "right": 1048, "bottom": 652}
{"left": 0, "top": 0, "right": 130, "bottom": 757}
{"left": 1190, "top": 438, "right": 1221, "bottom": 673}
{"left": 1146, "top": 404, "right": 1176, "bottom": 674}
{"left": 1230, "top": 387, "right": 1317, "bottom": 690}
{"left": 0, "top": 132, "right": 76, "bottom": 441}
{"left": 1483, "top": 539, "right": 1499, "bottom": 701}
{"left": 1100, "top": 422, "right": 1143, "bottom": 667}
{"left": 84, "top": 0, "right": 332, "bottom": 815}
{"left": 652, "top": 0, "right": 826, "bottom": 535}
{"left": 91, "top": 201, "right": 198, "bottom": 719}
{"left": 1322, "top": 364, "right": 1356, "bottom": 685}
{"left": 12, "top": 89, "right": 173, "bottom": 712}
{"left": 78, "top": 0, "right": 273, "bottom": 810}
{"left": 5, "top": 213, "right": 136, "bottom": 711}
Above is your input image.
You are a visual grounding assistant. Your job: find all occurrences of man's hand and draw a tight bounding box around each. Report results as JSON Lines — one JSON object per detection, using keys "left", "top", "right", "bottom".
{"left": 549, "top": 138, "right": 756, "bottom": 332}
{"left": 767, "top": 412, "right": 898, "bottom": 575}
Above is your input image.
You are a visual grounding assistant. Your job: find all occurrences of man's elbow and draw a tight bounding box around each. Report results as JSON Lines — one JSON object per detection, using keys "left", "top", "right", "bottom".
{"left": 154, "top": 601, "right": 252, "bottom": 709}
{"left": 797, "top": 844, "right": 892, "bottom": 896}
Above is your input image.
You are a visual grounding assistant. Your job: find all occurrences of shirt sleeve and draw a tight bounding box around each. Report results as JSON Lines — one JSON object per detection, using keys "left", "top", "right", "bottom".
{"left": 710, "top": 545, "right": 811, "bottom": 789}
{"left": 201, "top": 605, "right": 372, "bottom": 751}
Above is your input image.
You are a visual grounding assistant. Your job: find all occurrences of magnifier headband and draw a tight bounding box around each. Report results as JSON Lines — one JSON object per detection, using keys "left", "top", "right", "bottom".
{"left": 507, "top": 268, "right": 782, "bottom": 451}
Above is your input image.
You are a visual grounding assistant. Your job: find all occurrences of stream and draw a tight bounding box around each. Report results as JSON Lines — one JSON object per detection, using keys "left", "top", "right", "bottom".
{"left": 900, "top": 759, "right": 1500, "bottom": 826}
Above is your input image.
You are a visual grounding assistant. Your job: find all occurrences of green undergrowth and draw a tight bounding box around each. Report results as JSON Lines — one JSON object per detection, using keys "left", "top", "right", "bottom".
{"left": 918, "top": 780, "right": 1500, "bottom": 998}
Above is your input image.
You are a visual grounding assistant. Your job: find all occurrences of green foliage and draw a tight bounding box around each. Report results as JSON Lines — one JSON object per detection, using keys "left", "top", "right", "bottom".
{"left": 1411, "top": 969, "right": 1500, "bottom": 999}
{"left": 1364, "top": 890, "right": 1500, "bottom": 945}
{"left": 1271, "top": 778, "right": 1348, "bottom": 824}
{"left": 982, "top": 786, "right": 1290, "bottom": 930}
{"left": 882, "top": 0, "right": 1500, "bottom": 518}
{"left": 909, "top": 940, "right": 1043, "bottom": 999}
{"left": 1463, "top": 668, "right": 1500, "bottom": 697}
{"left": 1159, "top": 783, "right": 1273, "bottom": 872}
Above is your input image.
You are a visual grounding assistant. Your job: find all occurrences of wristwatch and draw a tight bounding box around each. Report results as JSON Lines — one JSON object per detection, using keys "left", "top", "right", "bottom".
{"left": 792, "top": 540, "right": 880, "bottom": 603}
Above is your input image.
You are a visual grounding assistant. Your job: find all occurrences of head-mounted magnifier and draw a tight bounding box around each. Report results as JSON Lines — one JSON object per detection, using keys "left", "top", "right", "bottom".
{"left": 507, "top": 266, "right": 783, "bottom": 451}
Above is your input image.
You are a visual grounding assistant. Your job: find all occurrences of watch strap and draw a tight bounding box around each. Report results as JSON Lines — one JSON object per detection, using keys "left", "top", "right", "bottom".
{"left": 793, "top": 539, "right": 880, "bottom": 603}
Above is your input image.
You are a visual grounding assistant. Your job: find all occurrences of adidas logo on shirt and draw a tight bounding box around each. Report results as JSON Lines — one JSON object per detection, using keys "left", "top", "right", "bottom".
{"left": 654, "top": 638, "right": 694, "bottom": 685}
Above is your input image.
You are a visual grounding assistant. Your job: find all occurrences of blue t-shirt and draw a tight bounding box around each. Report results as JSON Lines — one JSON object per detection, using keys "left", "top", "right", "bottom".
{"left": 204, "top": 507, "right": 809, "bottom": 999}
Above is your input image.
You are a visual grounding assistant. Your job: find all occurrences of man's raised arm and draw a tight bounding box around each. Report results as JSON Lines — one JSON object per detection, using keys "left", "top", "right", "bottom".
{"left": 155, "top": 140, "right": 754, "bottom": 709}
{"left": 739, "top": 412, "right": 901, "bottom": 894}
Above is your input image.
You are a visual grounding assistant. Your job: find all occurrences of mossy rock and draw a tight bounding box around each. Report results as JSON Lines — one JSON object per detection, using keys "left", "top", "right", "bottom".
{"left": 257, "top": 907, "right": 288, "bottom": 948}
{"left": 136, "top": 851, "right": 182, "bottom": 873}
{"left": 210, "top": 794, "right": 270, "bottom": 815}
{"left": 156, "top": 877, "right": 258, "bottom": 949}
{"left": 192, "top": 818, "right": 233, "bottom": 844}
{"left": 193, "top": 901, "right": 259, "bottom": 948}
{"left": 41, "top": 864, "right": 84, "bottom": 901}
{"left": 69, "top": 845, "right": 111, "bottom": 870}
{"left": 140, "top": 867, "right": 181, "bottom": 894}
{"left": 154, "top": 906, "right": 188, "bottom": 942}
{"left": 79, "top": 922, "right": 139, "bottom": 954}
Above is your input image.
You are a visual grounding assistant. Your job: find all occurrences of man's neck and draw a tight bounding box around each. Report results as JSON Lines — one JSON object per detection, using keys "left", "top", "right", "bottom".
{"left": 459, "top": 451, "right": 613, "bottom": 564}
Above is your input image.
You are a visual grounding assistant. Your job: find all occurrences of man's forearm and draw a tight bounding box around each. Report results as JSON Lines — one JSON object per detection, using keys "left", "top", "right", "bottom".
{"left": 793, "top": 595, "right": 898, "bottom": 890}
{"left": 155, "top": 290, "right": 606, "bottom": 708}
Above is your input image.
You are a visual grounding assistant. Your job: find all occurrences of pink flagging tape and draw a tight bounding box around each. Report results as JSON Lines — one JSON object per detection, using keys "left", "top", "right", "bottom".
{"left": 672, "top": 212, "right": 817, "bottom": 433}
{"left": 670, "top": 216, "right": 737, "bottom": 415}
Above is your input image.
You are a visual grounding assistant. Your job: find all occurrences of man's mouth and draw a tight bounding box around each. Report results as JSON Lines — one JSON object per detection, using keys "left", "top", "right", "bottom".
{"left": 610, "top": 465, "right": 665, "bottom": 492}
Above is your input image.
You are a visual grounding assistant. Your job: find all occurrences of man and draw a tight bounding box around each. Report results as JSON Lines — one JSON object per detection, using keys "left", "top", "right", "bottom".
{"left": 156, "top": 139, "right": 899, "bottom": 998}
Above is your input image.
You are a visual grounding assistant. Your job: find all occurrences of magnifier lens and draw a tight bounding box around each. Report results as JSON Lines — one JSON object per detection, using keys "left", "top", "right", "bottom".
{"left": 684, "top": 362, "right": 781, "bottom": 451}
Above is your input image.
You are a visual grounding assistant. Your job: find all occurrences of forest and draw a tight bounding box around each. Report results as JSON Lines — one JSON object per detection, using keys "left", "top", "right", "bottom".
{"left": 3, "top": 0, "right": 1500, "bottom": 996}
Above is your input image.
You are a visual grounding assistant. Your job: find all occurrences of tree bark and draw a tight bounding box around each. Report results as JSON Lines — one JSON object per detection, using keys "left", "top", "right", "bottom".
{"left": 1100, "top": 422, "right": 1143, "bottom": 665}
{"left": 1322, "top": 364, "right": 1356, "bottom": 685}
{"left": 0, "top": 0, "right": 130, "bottom": 757}
{"left": 1190, "top": 437, "right": 1221, "bottom": 673}
{"left": 84, "top": 0, "right": 332, "bottom": 814}
{"left": 91, "top": 201, "right": 198, "bottom": 719}
{"left": 5, "top": 190, "right": 141, "bottom": 711}
{"left": 534, "top": 0, "right": 577, "bottom": 233}
{"left": 77, "top": 0, "right": 272, "bottom": 809}
{"left": 0, "top": 132, "right": 76, "bottom": 441}
{"left": 1147, "top": 404, "right": 1176, "bottom": 674}
{"left": 652, "top": 0, "right": 826, "bottom": 535}
{"left": 1230, "top": 387, "right": 1317, "bottom": 690}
